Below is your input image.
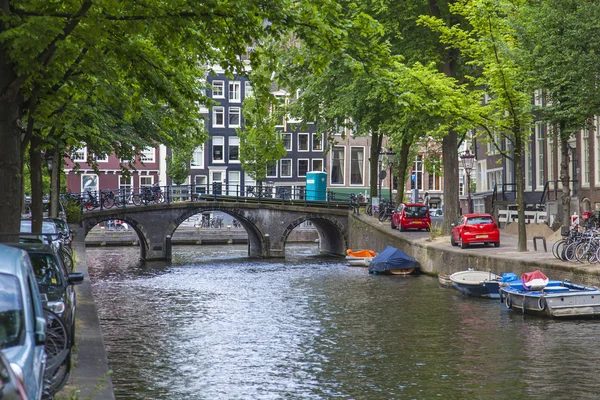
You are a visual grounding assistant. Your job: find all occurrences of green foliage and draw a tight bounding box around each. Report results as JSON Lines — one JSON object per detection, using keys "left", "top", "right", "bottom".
{"left": 167, "top": 147, "right": 195, "bottom": 185}
{"left": 63, "top": 198, "right": 82, "bottom": 224}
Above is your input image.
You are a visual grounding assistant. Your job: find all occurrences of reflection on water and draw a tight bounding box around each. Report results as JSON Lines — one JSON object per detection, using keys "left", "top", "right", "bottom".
{"left": 87, "top": 245, "right": 600, "bottom": 399}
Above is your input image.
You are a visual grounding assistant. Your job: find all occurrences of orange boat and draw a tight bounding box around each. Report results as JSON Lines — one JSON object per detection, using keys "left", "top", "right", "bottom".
{"left": 346, "top": 249, "right": 376, "bottom": 267}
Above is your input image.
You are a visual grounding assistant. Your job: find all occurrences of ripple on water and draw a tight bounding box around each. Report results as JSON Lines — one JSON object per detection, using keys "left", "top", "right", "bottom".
{"left": 87, "top": 245, "right": 600, "bottom": 400}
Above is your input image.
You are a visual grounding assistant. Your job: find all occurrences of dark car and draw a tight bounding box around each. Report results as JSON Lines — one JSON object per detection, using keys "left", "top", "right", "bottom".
{"left": 5, "top": 243, "right": 83, "bottom": 346}
{"left": 391, "top": 203, "right": 431, "bottom": 232}
{"left": 451, "top": 213, "right": 500, "bottom": 248}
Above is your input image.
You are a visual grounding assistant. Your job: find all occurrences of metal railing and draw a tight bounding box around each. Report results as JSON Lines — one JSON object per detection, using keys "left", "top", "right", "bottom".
{"left": 62, "top": 184, "right": 356, "bottom": 211}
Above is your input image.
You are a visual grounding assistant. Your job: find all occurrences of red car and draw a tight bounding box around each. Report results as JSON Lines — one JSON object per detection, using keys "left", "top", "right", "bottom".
{"left": 391, "top": 203, "right": 431, "bottom": 232}
{"left": 451, "top": 213, "right": 500, "bottom": 248}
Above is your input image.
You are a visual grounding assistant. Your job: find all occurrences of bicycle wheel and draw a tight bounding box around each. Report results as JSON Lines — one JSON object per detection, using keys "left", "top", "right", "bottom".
{"left": 103, "top": 196, "right": 115, "bottom": 209}
{"left": 44, "top": 349, "right": 71, "bottom": 398}
{"left": 562, "top": 242, "right": 577, "bottom": 262}
{"left": 61, "top": 249, "right": 74, "bottom": 272}
{"left": 366, "top": 205, "right": 372, "bottom": 216}
{"left": 552, "top": 240, "right": 566, "bottom": 260}
{"left": 574, "top": 243, "right": 589, "bottom": 263}
{"left": 378, "top": 209, "right": 388, "bottom": 222}
{"left": 43, "top": 308, "right": 69, "bottom": 367}
{"left": 132, "top": 194, "right": 142, "bottom": 206}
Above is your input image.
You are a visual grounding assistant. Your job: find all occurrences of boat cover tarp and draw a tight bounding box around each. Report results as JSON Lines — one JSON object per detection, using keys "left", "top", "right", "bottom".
{"left": 500, "top": 272, "right": 519, "bottom": 282}
{"left": 346, "top": 249, "right": 377, "bottom": 258}
{"left": 368, "top": 245, "right": 417, "bottom": 273}
{"left": 521, "top": 270, "right": 549, "bottom": 291}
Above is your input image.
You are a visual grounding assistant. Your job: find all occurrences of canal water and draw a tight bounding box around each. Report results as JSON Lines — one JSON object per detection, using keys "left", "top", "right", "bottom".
{"left": 87, "top": 245, "right": 600, "bottom": 400}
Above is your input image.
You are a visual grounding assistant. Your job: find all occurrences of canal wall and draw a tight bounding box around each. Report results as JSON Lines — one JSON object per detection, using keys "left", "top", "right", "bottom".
{"left": 348, "top": 214, "right": 600, "bottom": 286}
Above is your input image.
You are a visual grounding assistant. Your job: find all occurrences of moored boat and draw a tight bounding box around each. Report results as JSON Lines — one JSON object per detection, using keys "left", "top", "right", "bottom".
{"left": 438, "top": 273, "right": 452, "bottom": 288}
{"left": 500, "top": 277, "right": 600, "bottom": 318}
{"left": 346, "top": 249, "right": 376, "bottom": 267}
{"left": 368, "top": 245, "right": 418, "bottom": 275}
{"left": 450, "top": 269, "right": 502, "bottom": 298}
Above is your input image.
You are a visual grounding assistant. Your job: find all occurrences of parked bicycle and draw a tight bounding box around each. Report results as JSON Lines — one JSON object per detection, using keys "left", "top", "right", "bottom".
{"left": 377, "top": 199, "right": 396, "bottom": 222}
{"left": 133, "top": 185, "right": 164, "bottom": 205}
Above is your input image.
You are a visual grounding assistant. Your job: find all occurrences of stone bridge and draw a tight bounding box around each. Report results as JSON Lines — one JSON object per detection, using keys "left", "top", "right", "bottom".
{"left": 82, "top": 201, "right": 350, "bottom": 260}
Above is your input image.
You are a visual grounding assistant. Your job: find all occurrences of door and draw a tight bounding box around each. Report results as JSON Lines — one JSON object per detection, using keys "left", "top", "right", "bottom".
{"left": 210, "top": 171, "right": 225, "bottom": 195}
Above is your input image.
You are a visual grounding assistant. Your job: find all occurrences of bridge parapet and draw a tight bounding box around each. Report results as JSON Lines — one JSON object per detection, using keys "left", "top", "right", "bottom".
{"left": 82, "top": 201, "right": 349, "bottom": 260}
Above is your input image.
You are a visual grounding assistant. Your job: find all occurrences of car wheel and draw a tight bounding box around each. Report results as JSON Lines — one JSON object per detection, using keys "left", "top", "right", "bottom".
{"left": 459, "top": 236, "right": 467, "bottom": 249}
{"left": 399, "top": 224, "right": 404, "bottom": 232}
{"left": 450, "top": 235, "right": 457, "bottom": 246}
{"left": 484, "top": 242, "right": 489, "bottom": 246}
{"left": 391, "top": 219, "right": 396, "bottom": 229}
{"left": 494, "top": 241, "right": 500, "bottom": 248}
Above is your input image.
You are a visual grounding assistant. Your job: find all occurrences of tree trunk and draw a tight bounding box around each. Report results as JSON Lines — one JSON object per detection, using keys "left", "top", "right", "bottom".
{"left": 50, "top": 148, "right": 61, "bottom": 218}
{"left": 514, "top": 132, "right": 527, "bottom": 251}
{"left": 369, "top": 130, "right": 383, "bottom": 202}
{"left": 29, "top": 136, "right": 44, "bottom": 233}
{"left": 395, "top": 139, "right": 411, "bottom": 204}
{"left": 0, "top": 69, "right": 23, "bottom": 238}
{"left": 559, "top": 122, "right": 571, "bottom": 228}
{"left": 442, "top": 130, "right": 459, "bottom": 234}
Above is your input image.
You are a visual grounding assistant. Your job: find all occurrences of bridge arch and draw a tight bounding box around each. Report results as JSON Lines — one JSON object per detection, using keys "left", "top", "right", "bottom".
{"left": 83, "top": 215, "right": 149, "bottom": 260}
{"left": 279, "top": 215, "right": 347, "bottom": 256}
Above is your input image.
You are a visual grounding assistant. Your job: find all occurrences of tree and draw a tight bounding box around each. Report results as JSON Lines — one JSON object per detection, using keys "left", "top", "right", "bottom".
{"left": 167, "top": 148, "right": 194, "bottom": 186}
{"left": 518, "top": 0, "right": 600, "bottom": 227}
{"left": 420, "top": 0, "right": 534, "bottom": 251}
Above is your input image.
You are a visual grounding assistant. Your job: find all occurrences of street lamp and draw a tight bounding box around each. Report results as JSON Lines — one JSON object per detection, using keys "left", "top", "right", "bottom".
{"left": 45, "top": 152, "right": 54, "bottom": 172}
{"left": 460, "top": 149, "right": 475, "bottom": 214}
{"left": 378, "top": 150, "right": 396, "bottom": 202}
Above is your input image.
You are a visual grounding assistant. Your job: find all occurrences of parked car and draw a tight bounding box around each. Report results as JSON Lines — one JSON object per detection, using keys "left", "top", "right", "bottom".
{"left": 391, "top": 203, "right": 431, "bottom": 232}
{"left": 0, "top": 350, "right": 30, "bottom": 399}
{"left": 5, "top": 243, "right": 83, "bottom": 347}
{"left": 451, "top": 213, "right": 500, "bottom": 248}
{"left": 0, "top": 244, "right": 46, "bottom": 400}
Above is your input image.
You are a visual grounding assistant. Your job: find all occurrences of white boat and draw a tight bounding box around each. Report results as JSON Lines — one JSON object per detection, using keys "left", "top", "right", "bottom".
{"left": 449, "top": 270, "right": 501, "bottom": 299}
{"left": 346, "top": 249, "right": 376, "bottom": 267}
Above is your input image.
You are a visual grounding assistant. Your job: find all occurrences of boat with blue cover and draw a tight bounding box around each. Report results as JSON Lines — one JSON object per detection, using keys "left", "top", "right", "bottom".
{"left": 449, "top": 269, "right": 503, "bottom": 298}
{"left": 500, "top": 272, "right": 600, "bottom": 318}
{"left": 368, "top": 246, "right": 418, "bottom": 275}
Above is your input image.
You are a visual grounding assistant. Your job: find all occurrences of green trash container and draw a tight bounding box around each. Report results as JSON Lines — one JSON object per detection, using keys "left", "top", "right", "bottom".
{"left": 306, "top": 172, "right": 327, "bottom": 201}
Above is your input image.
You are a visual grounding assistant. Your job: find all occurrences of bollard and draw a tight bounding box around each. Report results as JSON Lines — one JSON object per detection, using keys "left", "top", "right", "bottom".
{"left": 100, "top": 227, "right": 105, "bottom": 236}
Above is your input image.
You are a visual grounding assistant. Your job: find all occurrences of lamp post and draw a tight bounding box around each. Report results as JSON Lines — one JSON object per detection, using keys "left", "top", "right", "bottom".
{"left": 378, "top": 150, "right": 396, "bottom": 202}
{"left": 45, "top": 151, "right": 58, "bottom": 218}
{"left": 460, "top": 149, "right": 475, "bottom": 214}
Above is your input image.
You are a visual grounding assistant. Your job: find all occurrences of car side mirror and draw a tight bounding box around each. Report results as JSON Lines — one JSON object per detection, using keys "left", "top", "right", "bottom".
{"left": 68, "top": 272, "right": 84, "bottom": 285}
{"left": 35, "top": 317, "right": 46, "bottom": 345}
{"left": 451, "top": 223, "right": 455, "bottom": 227}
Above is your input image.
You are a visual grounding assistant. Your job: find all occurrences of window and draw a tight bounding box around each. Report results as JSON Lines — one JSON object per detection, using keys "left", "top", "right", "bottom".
{"left": 194, "top": 175, "right": 207, "bottom": 194}
{"left": 582, "top": 128, "right": 590, "bottom": 187}
{"left": 212, "top": 80, "right": 224, "bottom": 98}
{"left": 229, "top": 81, "right": 241, "bottom": 102}
{"left": 525, "top": 140, "right": 533, "bottom": 190}
{"left": 459, "top": 172, "right": 465, "bottom": 196}
{"left": 312, "top": 159, "right": 323, "bottom": 172}
{"left": 298, "top": 133, "right": 309, "bottom": 151}
{"left": 298, "top": 159, "right": 309, "bottom": 177}
{"left": 331, "top": 146, "right": 345, "bottom": 184}
{"left": 536, "top": 123, "right": 545, "bottom": 190}
{"left": 428, "top": 173, "right": 442, "bottom": 191}
{"left": 140, "top": 176, "right": 154, "bottom": 187}
{"left": 81, "top": 174, "right": 98, "bottom": 193}
{"left": 119, "top": 176, "right": 132, "bottom": 190}
{"left": 411, "top": 155, "right": 423, "bottom": 190}
{"left": 281, "top": 159, "right": 292, "bottom": 177}
{"left": 350, "top": 147, "right": 364, "bottom": 185}
{"left": 548, "top": 127, "right": 556, "bottom": 189}
{"left": 93, "top": 153, "right": 108, "bottom": 162}
{"left": 191, "top": 146, "right": 204, "bottom": 168}
{"left": 212, "top": 137, "right": 224, "bottom": 162}
{"left": 266, "top": 161, "right": 277, "bottom": 178}
{"left": 282, "top": 133, "right": 292, "bottom": 151}
{"left": 228, "top": 171, "right": 240, "bottom": 195}
{"left": 228, "top": 136, "right": 240, "bottom": 162}
{"left": 244, "top": 81, "right": 253, "bottom": 98}
{"left": 244, "top": 172, "right": 256, "bottom": 195}
{"left": 72, "top": 147, "right": 87, "bottom": 162}
{"left": 140, "top": 147, "right": 155, "bottom": 162}
{"left": 213, "top": 106, "right": 225, "bottom": 127}
{"left": 312, "top": 133, "right": 322, "bottom": 151}
{"left": 229, "top": 107, "right": 241, "bottom": 127}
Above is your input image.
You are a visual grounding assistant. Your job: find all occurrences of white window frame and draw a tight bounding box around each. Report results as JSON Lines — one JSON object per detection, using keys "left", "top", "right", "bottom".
{"left": 228, "top": 107, "right": 241, "bottom": 128}
{"left": 536, "top": 123, "right": 545, "bottom": 191}
{"left": 212, "top": 137, "right": 224, "bottom": 163}
{"left": 525, "top": 140, "right": 532, "bottom": 191}
{"left": 228, "top": 136, "right": 240, "bottom": 163}
{"left": 548, "top": 127, "right": 556, "bottom": 190}
{"left": 118, "top": 176, "right": 133, "bottom": 190}
{"left": 298, "top": 133, "right": 310, "bottom": 152}
{"left": 350, "top": 146, "right": 365, "bottom": 186}
{"left": 282, "top": 133, "right": 292, "bottom": 151}
{"left": 194, "top": 175, "right": 208, "bottom": 194}
{"left": 244, "top": 81, "right": 253, "bottom": 98}
{"left": 280, "top": 159, "right": 292, "bottom": 178}
{"left": 73, "top": 146, "right": 87, "bottom": 162}
{"left": 191, "top": 146, "right": 204, "bottom": 168}
{"left": 140, "top": 175, "right": 154, "bottom": 187}
{"left": 312, "top": 158, "right": 323, "bottom": 172}
{"left": 81, "top": 174, "right": 98, "bottom": 193}
{"left": 228, "top": 171, "right": 241, "bottom": 195}
{"left": 330, "top": 146, "right": 346, "bottom": 185}
{"left": 213, "top": 106, "right": 225, "bottom": 128}
{"left": 140, "top": 147, "right": 155, "bottom": 163}
{"left": 229, "top": 81, "right": 241, "bottom": 103}
{"left": 212, "top": 80, "right": 225, "bottom": 98}
{"left": 93, "top": 153, "right": 109, "bottom": 162}
{"left": 312, "top": 133, "right": 323, "bottom": 151}
{"left": 297, "top": 159, "right": 309, "bottom": 177}
{"left": 582, "top": 128, "right": 590, "bottom": 187}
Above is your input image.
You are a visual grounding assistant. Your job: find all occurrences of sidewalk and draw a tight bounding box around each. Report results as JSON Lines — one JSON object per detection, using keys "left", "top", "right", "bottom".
{"left": 350, "top": 214, "right": 600, "bottom": 284}
{"left": 60, "top": 225, "right": 115, "bottom": 399}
